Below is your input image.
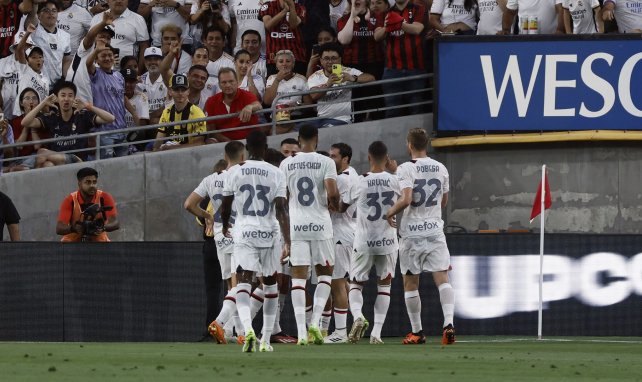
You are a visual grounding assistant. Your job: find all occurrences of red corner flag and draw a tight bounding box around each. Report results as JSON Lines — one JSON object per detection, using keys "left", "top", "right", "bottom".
{"left": 530, "top": 171, "right": 552, "bottom": 223}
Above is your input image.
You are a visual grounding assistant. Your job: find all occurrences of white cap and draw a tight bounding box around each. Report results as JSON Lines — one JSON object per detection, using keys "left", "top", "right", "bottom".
{"left": 144, "top": 47, "right": 162, "bottom": 58}
{"left": 10, "top": 31, "right": 35, "bottom": 53}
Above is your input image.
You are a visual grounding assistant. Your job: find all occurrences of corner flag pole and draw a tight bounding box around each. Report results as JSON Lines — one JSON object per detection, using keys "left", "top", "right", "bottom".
{"left": 537, "top": 164, "right": 546, "bottom": 340}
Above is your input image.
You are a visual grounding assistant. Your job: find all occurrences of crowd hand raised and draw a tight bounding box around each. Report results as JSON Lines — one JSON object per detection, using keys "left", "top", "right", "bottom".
{"left": 26, "top": 23, "right": 36, "bottom": 34}
{"left": 43, "top": 94, "right": 58, "bottom": 108}
{"left": 102, "top": 10, "right": 115, "bottom": 26}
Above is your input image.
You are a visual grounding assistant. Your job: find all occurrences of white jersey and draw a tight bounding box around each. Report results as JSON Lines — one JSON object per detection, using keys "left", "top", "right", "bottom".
{"left": 223, "top": 160, "right": 286, "bottom": 248}
{"left": 125, "top": 92, "right": 150, "bottom": 128}
{"left": 0, "top": 56, "right": 19, "bottom": 120}
{"left": 507, "top": 0, "right": 559, "bottom": 34}
{"left": 431, "top": 0, "right": 478, "bottom": 30}
{"left": 31, "top": 24, "right": 71, "bottom": 84}
{"left": 280, "top": 152, "right": 337, "bottom": 241}
{"left": 194, "top": 169, "right": 237, "bottom": 250}
{"left": 57, "top": 4, "right": 92, "bottom": 56}
{"left": 562, "top": 0, "right": 600, "bottom": 34}
{"left": 90, "top": 8, "right": 149, "bottom": 69}
{"left": 141, "top": 0, "right": 193, "bottom": 46}
{"left": 138, "top": 72, "right": 169, "bottom": 113}
{"left": 331, "top": 166, "right": 359, "bottom": 246}
{"left": 329, "top": 0, "right": 350, "bottom": 31}
{"left": 190, "top": 1, "right": 231, "bottom": 45}
{"left": 477, "top": 0, "right": 504, "bottom": 35}
{"left": 65, "top": 42, "right": 95, "bottom": 103}
{"left": 307, "top": 67, "right": 362, "bottom": 123}
{"left": 251, "top": 56, "right": 268, "bottom": 84}
{"left": 353, "top": 171, "right": 400, "bottom": 256}
{"left": 396, "top": 157, "right": 450, "bottom": 238}
{"left": 229, "top": 0, "right": 267, "bottom": 56}
{"left": 14, "top": 61, "right": 50, "bottom": 117}
{"left": 266, "top": 73, "right": 309, "bottom": 106}
{"left": 611, "top": 0, "right": 642, "bottom": 33}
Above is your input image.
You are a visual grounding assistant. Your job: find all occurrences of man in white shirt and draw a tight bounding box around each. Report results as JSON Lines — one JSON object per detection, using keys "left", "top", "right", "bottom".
{"left": 307, "top": 43, "right": 374, "bottom": 128}
{"left": 31, "top": 0, "right": 72, "bottom": 84}
{"left": 57, "top": 0, "right": 92, "bottom": 55}
{"left": 159, "top": 23, "right": 192, "bottom": 75}
{"left": 562, "top": 0, "right": 602, "bottom": 34}
{"left": 279, "top": 124, "right": 340, "bottom": 345}
{"left": 139, "top": 0, "right": 192, "bottom": 47}
{"left": 501, "top": 0, "right": 565, "bottom": 34}
{"left": 13, "top": 24, "right": 49, "bottom": 118}
{"left": 602, "top": 0, "right": 642, "bottom": 33}
{"left": 90, "top": 0, "right": 149, "bottom": 69}
{"left": 203, "top": 26, "right": 234, "bottom": 88}
{"left": 228, "top": 0, "right": 266, "bottom": 55}
{"left": 122, "top": 68, "right": 149, "bottom": 148}
{"left": 221, "top": 131, "right": 291, "bottom": 353}
{"left": 385, "top": 128, "right": 455, "bottom": 346}
{"left": 139, "top": 46, "right": 168, "bottom": 125}
{"left": 241, "top": 29, "right": 268, "bottom": 83}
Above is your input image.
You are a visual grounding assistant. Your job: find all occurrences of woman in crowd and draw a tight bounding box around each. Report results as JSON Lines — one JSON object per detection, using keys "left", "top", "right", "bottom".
{"left": 307, "top": 27, "right": 338, "bottom": 77}
{"left": 8, "top": 88, "right": 46, "bottom": 172}
{"left": 233, "top": 49, "right": 265, "bottom": 103}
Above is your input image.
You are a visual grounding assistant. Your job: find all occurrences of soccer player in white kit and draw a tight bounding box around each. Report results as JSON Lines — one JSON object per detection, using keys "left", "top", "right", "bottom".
{"left": 184, "top": 141, "right": 246, "bottom": 344}
{"left": 220, "top": 131, "right": 291, "bottom": 352}
{"left": 279, "top": 125, "right": 340, "bottom": 345}
{"left": 348, "top": 141, "right": 400, "bottom": 345}
{"left": 386, "top": 128, "right": 456, "bottom": 345}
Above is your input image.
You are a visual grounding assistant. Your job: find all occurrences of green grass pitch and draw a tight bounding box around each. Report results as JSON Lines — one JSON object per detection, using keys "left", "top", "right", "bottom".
{"left": 2, "top": 337, "right": 641, "bottom": 381}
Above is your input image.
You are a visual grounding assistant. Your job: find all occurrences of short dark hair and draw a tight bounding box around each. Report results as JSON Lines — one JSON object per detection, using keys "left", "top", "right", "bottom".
{"left": 298, "top": 124, "right": 318, "bottom": 141}
{"left": 53, "top": 80, "right": 76, "bottom": 96}
{"left": 407, "top": 128, "right": 429, "bottom": 151}
{"left": 213, "top": 159, "right": 228, "bottom": 173}
{"left": 368, "top": 141, "right": 388, "bottom": 161}
{"left": 331, "top": 142, "right": 352, "bottom": 163}
{"left": 188, "top": 64, "right": 208, "bottom": 75}
{"left": 318, "top": 26, "right": 337, "bottom": 41}
{"left": 246, "top": 130, "right": 267, "bottom": 154}
{"left": 203, "top": 26, "right": 225, "bottom": 41}
{"left": 318, "top": 42, "right": 343, "bottom": 58}
{"left": 265, "top": 148, "right": 286, "bottom": 167}
{"left": 225, "top": 141, "right": 245, "bottom": 161}
{"left": 19, "top": 87, "right": 39, "bottom": 108}
{"left": 280, "top": 138, "right": 299, "bottom": 147}
{"left": 120, "top": 55, "right": 137, "bottom": 69}
{"left": 241, "top": 29, "right": 261, "bottom": 42}
{"left": 77, "top": 167, "right": 98, "bottom": 180}
{"left": 38, "top": 0, "right": 60, "bottom": 12}
{"left": 234, "top": 49, "right": 251, "bottom": 61}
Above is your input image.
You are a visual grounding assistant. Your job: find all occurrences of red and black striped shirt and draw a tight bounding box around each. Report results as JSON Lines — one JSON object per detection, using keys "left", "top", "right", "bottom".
{"left": 259, "top": 1, "right": 308, "bottom": 64}
{"left": 0, "top": 1, "right": 21, "bottom": 59}
{"left": 337, "top": 13, "right": 384, "bottom": 66}
{"left": 383, "top": 2, "right": 426, "bottom": 71}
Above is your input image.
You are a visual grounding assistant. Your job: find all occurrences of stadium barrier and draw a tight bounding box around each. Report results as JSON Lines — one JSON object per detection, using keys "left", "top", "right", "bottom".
{"left": 1, "top": 234, "right": 640, "bottom": 342}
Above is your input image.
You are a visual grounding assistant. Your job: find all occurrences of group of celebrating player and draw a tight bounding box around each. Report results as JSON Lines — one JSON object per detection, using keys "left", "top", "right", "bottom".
{"left": 184, "top": 125, "right": 455, "bottom": 352}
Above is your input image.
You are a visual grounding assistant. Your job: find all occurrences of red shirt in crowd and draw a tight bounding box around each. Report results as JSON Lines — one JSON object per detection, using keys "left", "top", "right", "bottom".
{"left": 204, "top": 88, "right": 260, "bottom": 141}
{"left": 0, "top": 1, "right": 21, "bottom": 58}
{"left": 383, "top": 2, "right": 426, "bottom": 71}
{"left": 259, "top": 1, "right": 308, "bottom": 64}
{"left": 337, "top": 13, "right": 384, "bottom": 66}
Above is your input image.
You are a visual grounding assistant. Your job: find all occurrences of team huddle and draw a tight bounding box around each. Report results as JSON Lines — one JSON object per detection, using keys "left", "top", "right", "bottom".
{"left": 184, "top": 126, "right": 454, "bottom": 352}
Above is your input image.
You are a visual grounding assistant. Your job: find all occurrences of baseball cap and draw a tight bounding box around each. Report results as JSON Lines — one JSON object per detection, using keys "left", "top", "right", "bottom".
{"left": 121, "top": 68, "right": 138, "bottom": 81}
{"left": 170, "top": 74, "right": 189, "bottom": 90}
{"left": 144, "top": 47, "right": 162, "bottom": 58}
{"left": 10, "top": 31, "right": 35, "bottom": 53}
{"left": 26, "top": 46, "right": 44, "bottom": 57}
{"left": 99, "top": 25, "right": 116, "bottom": 38}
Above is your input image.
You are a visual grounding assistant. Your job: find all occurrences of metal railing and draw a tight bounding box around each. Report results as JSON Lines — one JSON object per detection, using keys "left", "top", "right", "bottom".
{"left": 0, "top": 74, "right": 432, "bottom": 167}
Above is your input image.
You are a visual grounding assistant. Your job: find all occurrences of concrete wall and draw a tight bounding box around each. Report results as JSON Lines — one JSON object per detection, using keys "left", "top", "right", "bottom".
{"left": 2, "top": 113, "right": 640, "bottom": 241}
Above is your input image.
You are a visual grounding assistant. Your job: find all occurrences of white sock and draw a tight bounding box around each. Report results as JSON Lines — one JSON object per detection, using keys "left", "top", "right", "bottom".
{"left": 223, "top": 319, "right": 234, "bottom": 337}
{"left": 311, "top": 275, "right": 332, "bottom": 327}
{"left": 348, "top": 283, "right": 364, "bottom": 320}
{"left": 438, "top": 283, "right": 455, "bottom": 328}
{"left": 262, "top": 283, "right": 279, "bottom": 344}
{"left": 232, "top": 313, "right": 244, "bottom": 336}
{"left": 215, "top": 287, "right": 237, "bottom": 325}
{"left": 305, "top": 304, "right": 313, "bottom": 326}
{"left": 291, "top": 278, "right": 307, "bottom": 340}
{"left": 371, "top": 284, "right": 391, "bottom": 339}
{"left": 405, "top": 290, "right": 422, "bottom": 333}
{"left": 333, "top": 307, "right": 348, "bottom": 336}
{"left": 272, "top": 294, "right": 286, "bottom": 334}
{"left": 235, "top": 283, "right": 253, "bottom": 334}
{"left": 250, "top": 286, "right": 265, "bottom": 320}
{"left": 321, "top": 310, "right": 332, "bottom": 331}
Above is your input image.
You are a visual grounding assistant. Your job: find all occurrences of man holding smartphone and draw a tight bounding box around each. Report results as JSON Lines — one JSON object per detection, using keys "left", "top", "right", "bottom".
{"left": 306, "top": 43, "right": 374, "bottom": 128}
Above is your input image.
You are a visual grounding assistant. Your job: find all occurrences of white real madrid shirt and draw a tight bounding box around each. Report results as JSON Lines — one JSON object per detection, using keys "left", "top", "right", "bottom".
{"left": 280, "top": 152, "right": 337, "bottom": 241}
{"left": 266, "top": 73, "right": 309, "bottom": 106}
{"left": 31, "top": 24, "right": 71, "bottom": 83}
{"left": 139, "top": 72, "right": 169, "bottom": 113}
{"left": 125, "top": 92, "right": 150, "bottom": 128}
{"left": 14, "top": 60, "right": 50, "bottom": 117}
{"left": 331, "top": 166, "right": 359, "bottom": 246}
{"left": 353, "top": 171, "right": 400, "bottom": 256}
{"left": 307, "top": 67, "right": 362, "bottom": 123}
{"left": 206, "top": 52, "right": 235, "bottom": 80}
{"left": 57, "top": 4, "right": 92, "bottom": 56}
{"left": 396, "top": 157, "right": 450, "bottom": 239}
{"left": 223, "top": 160, "right": 287, "bottom": 248}
{"left": 90, "top": 8, "right": 149, "bottom": 66}
{"left": 562, "top": 0, "right": 600, "bottom": 34}
{"left": 228, "top": 0, "right": 267, "bottom": 56}
{"left": 141, "top": 0, "right": 193, "bottom": 46}
{"left": 0, "top": 56, "right": 19, "bottom": 120}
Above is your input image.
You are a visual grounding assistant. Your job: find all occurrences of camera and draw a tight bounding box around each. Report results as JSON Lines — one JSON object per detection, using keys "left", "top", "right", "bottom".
{"left": 209, "top": 0, "right": 220, "bottom": 8}
{"left": 76, "top": 203, "right": 113, "bottom": 241}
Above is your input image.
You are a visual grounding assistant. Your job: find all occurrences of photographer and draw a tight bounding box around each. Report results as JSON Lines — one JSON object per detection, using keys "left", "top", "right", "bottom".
{"left": 56, "top": 167, "right": 119, "bottom": 242}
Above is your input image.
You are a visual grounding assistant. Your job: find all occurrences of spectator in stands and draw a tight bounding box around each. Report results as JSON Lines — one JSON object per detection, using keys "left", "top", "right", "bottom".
{"left": 0, "top": 0, "right": 34, "bottom": 59}
{"left": 7, "top": 88, "right": 44, "bottom": 172}
{"left": 90, "top": 0, "right": 149, "bottom": 70}
{"left": 123, "top": 68, "right": 150, "bottom": 151}
{"left": 371, "top": 0, "right": 391, "bottom": 13}
{"left": 329, "top": 0, "right": 350, "bottom": 30}
{"left": 30, "top": 0, "right": 72, "bottom": 85}
{"left": 306, "top": 26, "right": 338, "bottom": 77}
{"left": 190, "top": 0, "right": 231, "bottom": 50}
{"left": 430, "top": 0, "right": 478, "bottom": 34}
{"left": 139, "top": 47, "right": 168, "bottom": 126}
{"left": 22, "top": 81, "right": 115, "bottom": 166}
{"left": 202, "top": 26, "right": 235, "bottom": 88}
{"left": 56, "top": 167, "right": 119, "bottom": 242}
{"left": 563, "top": 0, "right": 603, "bottom": 34}
{"left": 0, "top": 191, "right": 20, "bottom": 241}
{"left": 264, "top": 49, "right": 311, "bottom": 134}
{"left": 58, "top": 0, "right": 93, "bottom": 56}
{"left": 14, "top": 25, "right": 49, "bottom": 120}
{"left": 0, "top": 32, "right": 29, "bottom": 121}
{"left": 280, "top": 137, "right": 300, "bottom": 157}
{"left": 241, "top": 29, "right": 268, "bottom": 83}
{"left": 160, "top": 24, "right": 192, "bottom": 75}
{"left": 477, "top": 0, "right": 505, "bottom": 35}
{"left": 602, "top": 1, "right": 642, "bottom": 33}
{"left": 501, "top": 0, "right": 565, "bottom": 35}
{"left": 204, "top": 67, "right": 261, "bottom": 142}
{"left": 232, "top": 49, "right": 265, "bottom": 103}
{"left": 0, "top": 112, "right": 13, "bottom": 174}
{"left": 120, "top": 55, "right": 138, "bottom": 72}
{"left": 338, "top": 0, "right": 386, "bottom": 121}
{"left": 153, "top": 74, "right": 207, "bottom": 151}
{"left": 87, "top": 43, "right": 127, "bottom": 158}
{"left": 139, "top": 0, "right": 192, "bottom": 49}
{"left": 228, "top": 0, "right": 264, "bottom": 55}
{"left": 307, "top": 43, "right": 374, "bottom": 128}
{"left": 299, "top": 0, "right": 331, "bottom": 63}
{"left": 260, "top": 0, "right": 308, "bottom": 76}
{"left": 374, "top": 0, "right": 428, "bottom": 118}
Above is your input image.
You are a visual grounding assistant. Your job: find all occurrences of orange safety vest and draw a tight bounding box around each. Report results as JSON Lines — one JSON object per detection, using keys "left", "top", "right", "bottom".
{"left": 61, "top": 190, "right": 111, "bottom": 242}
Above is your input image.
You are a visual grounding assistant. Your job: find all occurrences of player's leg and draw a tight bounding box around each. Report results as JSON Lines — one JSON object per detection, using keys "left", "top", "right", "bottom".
{"left": 258, "top": 246, "right": 280, "bottom": 352}
{"left": 233, "top": 244, "right": 263, "bottom": 352}
{"left": 433, "top": 270, "right": 455, "bottom": 345}
{"left": 325, "top": 243, "right": 350, "bottom": 343}
{"left": 289, "top": 240, "right": 312, "bottom": 344}
{"left": 370, "top": 252, "right": 396, "bottom": 344}
{"left": 321, "top": 298, "right": 332, "bottom": 337}
{"left": 400, "top": 237, "right": 426, "bottom": 344}
{"left": 250, "top": 283, "right": 265, "bottom": 319}
{"left": 208, "top": 251, "right": 237, "bottom": 344}
{"left": 347, "top": 250, "right": 373, "bottom": 343}
{"left": 308, "top": 239, "right": 335, "bottom": 344}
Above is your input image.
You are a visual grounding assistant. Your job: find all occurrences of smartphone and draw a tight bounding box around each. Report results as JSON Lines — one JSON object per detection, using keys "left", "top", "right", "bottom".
{"left": 332, "top": 64, "right": 342, "bottom": 83}
{"left": 209, "top": 0, "right": 220, "bottom": 8}
{"left": 312, "top": 44, "right": 320, "bottom": 55}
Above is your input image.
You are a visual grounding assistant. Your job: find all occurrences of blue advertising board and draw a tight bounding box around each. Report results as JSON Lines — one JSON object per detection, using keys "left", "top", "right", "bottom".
{"left": 435, "top": 36, "right": 642, "bottom": 132}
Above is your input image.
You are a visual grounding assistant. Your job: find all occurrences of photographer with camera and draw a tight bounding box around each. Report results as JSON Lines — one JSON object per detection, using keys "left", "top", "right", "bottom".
{"left": 56, "top": 167, "right": 119, "bottom": 242}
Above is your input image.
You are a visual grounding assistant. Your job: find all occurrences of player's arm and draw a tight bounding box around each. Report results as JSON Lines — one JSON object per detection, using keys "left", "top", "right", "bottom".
{"left": 442, "top": 192, "right": 449, "bottom": 209}
{"left": 386, "top": 187, "right": 412, "bottom": 227}
{"left": 325, "top": 178, "right": 340, "bottom": 212}
{"left": 220, "top": 195, "right": 234, "bottom": 237}
{"left": 184, "top": 192, "right": 210, "bottom": 220}
{"left": 275, "top": 196, "right": 291, "bottom": 261}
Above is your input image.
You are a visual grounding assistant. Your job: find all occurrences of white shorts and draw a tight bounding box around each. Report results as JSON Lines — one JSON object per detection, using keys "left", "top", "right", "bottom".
{"left": 290, "top": 239, "right": 335, "bottom": 268}
{"left": 234, "top": 243, "right": 279, "bottom": 276}
{"left": 217, "top": 249, "right": 236, "bottom": 280}
{"left": 332, "top": 243, "right": 352, "bottom": 279}
{"left": 399, "top": 233, "right": 451, "bottom": 275}
{"left": 350, "top": 250, "right": 398, "bottom": 282}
